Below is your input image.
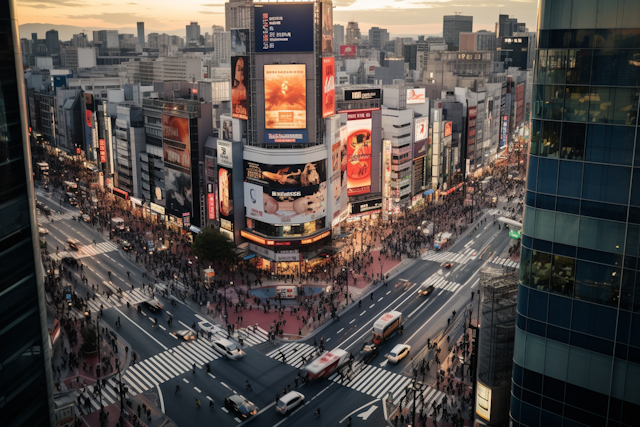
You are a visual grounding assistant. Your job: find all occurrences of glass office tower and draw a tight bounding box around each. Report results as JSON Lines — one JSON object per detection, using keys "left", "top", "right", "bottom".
{"left": 511, "top": 1, "right": 640, "bottom": 426}
{"left": 0, "top": 1, "right": 55, "bottom": 425}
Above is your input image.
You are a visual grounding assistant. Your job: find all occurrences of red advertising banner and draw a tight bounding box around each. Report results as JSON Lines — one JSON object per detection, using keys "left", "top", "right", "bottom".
{"left": 346, "top": 109, "right": 372, "bottom": 196}
{"left": 99, "top": 139, "right": 106, "bottom": 163}
{"left": 232, "top": 56, "right": 249, "bottom": 120}
{"left": 444, "top": 121, "right": 453, "bottom": 138}
{"left": 207, "top": 193, "right": 216, "bottom": 220}
{"left": 340, "top": 45, "right": 357, "bottom": 57}
{"left": 322, "top": 57, "right": 335, "bottom": 118}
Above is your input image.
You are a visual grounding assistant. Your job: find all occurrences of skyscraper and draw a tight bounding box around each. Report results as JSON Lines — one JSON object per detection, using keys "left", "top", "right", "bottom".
{"left": 137, "top": 22, "right": 145, "bottom": 48}
{"left": 45, "top": 29, "right": 59, "bottom": 55}
{"left": 225, "top": 0, "right": 253, "bottom": 31}
{"left": 510, "top": 1, "right": 640, "bottom": 427}
{"left": 346, "top": 21, "right": 361, "bottom": 45}
{"left": 443, "top": 14, "right": 473, "bottom": 50}
{"left": 186, "top": 22, "right": 201, "bottom": 44}
{"left": 333, "top": 24, "right": 344, "bottom": 50}
{"left": 0, "top": 1, "right": 55, "bottom": 425}
{"left": 368, "top": 27, "right": 389, "bottom": 50}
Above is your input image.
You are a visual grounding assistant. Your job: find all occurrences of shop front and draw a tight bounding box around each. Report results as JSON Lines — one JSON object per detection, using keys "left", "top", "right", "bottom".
{"left": 348, "top": 198, "right": 382, "bottom": 222}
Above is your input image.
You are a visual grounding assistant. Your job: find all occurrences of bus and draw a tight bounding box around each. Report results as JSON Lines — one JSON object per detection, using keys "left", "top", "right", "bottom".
{"left": 304, "top": 349, "right": 349, "bottom": 380}
{"left": 373, "top": 311, "right": 402, "bottom": 345}
{"left": 111, "top": 217, "right": 125, "bottom": 231}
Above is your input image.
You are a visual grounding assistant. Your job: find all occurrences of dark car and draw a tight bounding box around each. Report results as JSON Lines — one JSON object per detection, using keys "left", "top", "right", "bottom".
{"left": 357, "top": 342, "right": 379, "bottom": 364}
{"left": 224, "top": 393, "right": 258, "bottom": 419}
{"left": 120, "top": 240, "right": 132, "bottom": 251}
{"left": 143, "top": 298, "right": 163, "bottom": 312}
{"left": 418, "top": 285, "right": 435, "bottom": 297}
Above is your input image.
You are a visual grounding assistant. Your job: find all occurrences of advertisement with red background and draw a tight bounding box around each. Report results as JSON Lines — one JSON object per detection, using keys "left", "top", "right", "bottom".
{"left": 346, "top": 110, "right": 372, "bottom": 196}
{"left": 99, "top": 139, "right": 106, "bottom": 163}
{"left": 340, "top": 45, "right": 357, "bottom": 57}
{"left": 232, "top": 56, "right": 249, "bottom": 120}
{"left": 322, "top": 57, "right": 335, "bottom": 118}
{"left": 207, "top": 193, "right": 216, "bottom": 220}
{"left": 444, "top": 121, "right": 453, "bottom": 138}
{"left": 162, "top": 115, "right": 190, "bottom": 170}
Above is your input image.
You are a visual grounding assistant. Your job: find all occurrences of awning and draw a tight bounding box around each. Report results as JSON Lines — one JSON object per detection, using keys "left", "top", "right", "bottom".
{"left": 243, "top": 254, "right": 256, "bottom": 260}
{"left": 423, "top": 189, "right": 434, "bottom": 196}
{"left": 189, "top": 225, "right": 202, "bottom": 233}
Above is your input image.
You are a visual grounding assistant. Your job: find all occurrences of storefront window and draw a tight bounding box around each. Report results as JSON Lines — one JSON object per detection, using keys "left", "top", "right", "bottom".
{"left": 250, "top": 218, "right": 325, "bottom": 238}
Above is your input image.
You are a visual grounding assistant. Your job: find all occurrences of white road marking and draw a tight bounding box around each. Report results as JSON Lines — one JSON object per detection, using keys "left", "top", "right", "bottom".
{"left": 113, "top": 307, "right": 167, "bottom": 351}
{"left": 220, "top": 382, "right": 231, "bottom": 390}
{"left": 378, "top": 297, "right": 383, "bottom": 302}
{"left": 183, "top": 378, "right": 189, "bottom": 383}
{"left": 337, "top": 328, "right": 344, "bottom": 334}
{"left": 369, "top": 304, "right": 375, "bottom": 309}
{"left": 157, "top": 384, "right": 165, "bottom": 413}
{"left": 360, "top": 311, "right": 366, "bottom": 316}
{"left": 221, "top": 407, "right": 229, "bottom": 413}
{"left": 194, "top": 387, "right": 201, "bottom": 393}
{"left": 349, "top": 319, "right": 356, "bottom": 324}
{"left": 208, "top": 373, "right": 216, "bottom": 379}
{"left": 386, "top": 291, "right": 391, "bottom": 295}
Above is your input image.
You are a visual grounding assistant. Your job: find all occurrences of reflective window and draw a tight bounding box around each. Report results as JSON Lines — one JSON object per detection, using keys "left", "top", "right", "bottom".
{"left": 619, "top": 29, "right": 640, "bottom": 48}
{"left": 560, "top": 123, "right": 585, "bottom": 160}
{"left": 537, "top": 158, "right": 559, "bottom": 194}
{"left": 546, "top": 50, "right": 567, "bottom": 84}
{"left": 631, "top": 170, "right": 640, "bottom": 207}
{"left": 566, "top": 50, "right": 592, "bottom": 84}
{"left": 527, "top": 155, "right": 538, "bottom": 192}
{"left": 594, "top": 29, "right": 618, "bottom": 48}
{"left": 612, "top": 88, "right": 639, "bottom": 125}
{"left": 579, "top": 216, "right": 626, "bottom": 255}
{"left": 521, "top": 247, "right": 532, "bottom": 287}
{"left": 536, "top": 49, "right": 548, "bottom": 84}
{"left": 585, "top": 124, "right": 635, "bottom": 165}
{"left": 592, "top": 50, "right": 619, "bottom": 85}
{"left": 534, "top": 209, "right": 555, "bottom": 242}
{"left": 528, "top": 289, "right": 549, "bottom": 322}
{"left": 532, "top": 85, "right": 545, "bottom": 120}
{"left": 582, "top": 163, "right": 631, "bottom": 205}
{"left": 556, "top": 196, "right": 580, "bottom": 214}
{"left": 543, "top": 85, "right": 565, "bottom": 120}
{"left": 557, "top": 160, "right": 583, "bottom": 197}
{"left": 574, "top": 260, "right": 621, "bottom": 307}
{"left": 548, "top": 294, "right": 572, "bottom": 329}
{"left": 581, "top": 199, "right": 628, "bottom": 222}
{"left": 564, "top": 86, "right": 589, "bottom": 122}
{"left": 554, "top": 213, "right": 579, "bottom": 246}
{"left": 572, "top": 0, "right": 597, "bottom": 29}
{"left": 616, "top": 50, "right": 640, "bottom": 86}
{"left": 621, "top": 269, "right": 634, "bottom": 311}
{"left": 536, "top": 194, "right": 556, "bottom": 211}
{"left": 588, "top": 86, "right": 613, "bottom": 123}
{"left": 531, "top": 250, "right": 552, "bottom": 291}
{"left": 530, "top": 120, "right": 542, "bottom": 156}
{"left": 572, "top": 300, "right": 617, "bottom": 340}
{"left": 540, "top": 120, "right": 561, "bottom": 157}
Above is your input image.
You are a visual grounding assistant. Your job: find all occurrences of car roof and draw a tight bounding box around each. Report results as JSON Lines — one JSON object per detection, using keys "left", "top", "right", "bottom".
{"left": 214, "top": 338, "right": 234, "bottom": 347}
{"left": 280, "top": 391, "right": 303, "bottom": 402}
{"left": 391, "top": 344, "right": 407, "bottom": 352}
{"left": 175, "top": 330, "right": 190, "bottom": 335}
{"left": 227, "top": 393, "right": 245, "bottom": 404}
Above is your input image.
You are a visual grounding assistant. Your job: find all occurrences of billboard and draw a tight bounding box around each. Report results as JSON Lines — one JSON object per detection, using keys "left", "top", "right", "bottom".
{"left": 321, "top": 1, "right": 333, "bottom": 53}
{"left": 264, "top": 64, "right": 306, "bottom": 129}
{"left": 162, "top": 115, "right": 190, "bottom": 170}
{"left": 217, "top": 139, "right": 233, "bottom": 168}
{"left": 244, "top": 159, "right": 327, "bottom": 224}
{"left": 346, "top": 110, "right": 373, "bottom": 196}
{"left": 230, "top": 29, "right": 248, "bottom": 55}
{"left": 99, "top": 139, "right": 106, "bottom": 163}
{"left": 413, "top": 139, "right": 428, "bottom": 159}
{"left": 344, "top": 88, "right": 381, "bottom": 101}
{"left": 165, "top": 168, "right": 193, "bottom": 218}
{"left": 207, "top": 193, "right": 216, "bottom": 220}
{"left": 415, "top": 117, "right": 428, "bottom": 142}
{"left": 340, "top": 45, "right": 357, "bottom": 57}
{"left": 444, "top": 121, "right": 453, "bottom": 138}
{"left": 232, "top": 56, "right": 249, "bottom": 120}
{"left": 322, "top": 57, "right": 335, "bottom": 118}
{"left": 407, "top": 88, "right": 426, "bottom": 104}
{"left": 218, "top": 167, "right": 233, "bottom": 221}
{"left": 255, "top": 3, "right": 314, "bottom": 53}
{"left": 264, "top": 130, "right": 308, "bottom": 143}
{"left": 501, "top": 115, "right": 509, "bottom": 151}
{"left": 222, "top": 119, "right": 233, "bottom": 141}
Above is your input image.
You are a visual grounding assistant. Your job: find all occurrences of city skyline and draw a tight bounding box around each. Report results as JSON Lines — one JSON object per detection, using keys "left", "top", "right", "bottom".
{"left": 17, "top": 0, "right": 537, "bottom": 39}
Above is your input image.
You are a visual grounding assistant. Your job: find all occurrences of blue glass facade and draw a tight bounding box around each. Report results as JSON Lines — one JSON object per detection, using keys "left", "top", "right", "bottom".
{"left": 511, "top": 1, "right": 640, "bottom": 426}
{"left": 0, "top": 1, "right": 55, "bottom": 425}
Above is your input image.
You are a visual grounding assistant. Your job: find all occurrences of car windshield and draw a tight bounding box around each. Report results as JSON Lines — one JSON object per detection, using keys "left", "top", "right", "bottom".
{"left": 390, "top": 352, "right": 397, "bottom": 357}
{"left": 228, "top": 343, "right": 238, "bottom": 351}
{"left": 277, "top": 400, "right": 285, "bottom": 407}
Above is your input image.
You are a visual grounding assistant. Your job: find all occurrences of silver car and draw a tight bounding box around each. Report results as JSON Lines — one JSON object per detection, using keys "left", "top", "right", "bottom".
{"left": 212, "top": 338, "right": 245, "bottom": 360}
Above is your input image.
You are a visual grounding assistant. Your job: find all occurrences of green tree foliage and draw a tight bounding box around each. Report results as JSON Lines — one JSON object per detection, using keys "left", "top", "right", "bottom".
{"left": 192, "top": 228, "right": 236, "bottom": 265}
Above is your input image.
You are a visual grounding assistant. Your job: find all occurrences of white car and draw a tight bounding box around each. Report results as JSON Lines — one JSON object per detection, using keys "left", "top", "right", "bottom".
{"left": 276, "top": 391, "right": 305, "bottom": 414}
{"left": 198, "top": 321, "right": 216, "bottom": 334}
{"left": 38, "top": 227, "right": 49, "bottom": 235}
{"left": 387, "top": 344, "right": 411, "bottom": 364}
{"left": 212, "top": 338, "right": 245, "bottom": 360}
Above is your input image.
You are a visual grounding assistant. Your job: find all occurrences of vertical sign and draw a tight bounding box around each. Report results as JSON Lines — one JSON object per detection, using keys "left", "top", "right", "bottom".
{"left": 231, "top": 56, "right": 249, "bottom": 120}
{"left": 207, "top": 193, "right": 216, "bottom": 220}
{"left": 383, "top": 139, "right": 391, "bottom": 218}
{"left": 322, "top": 57, "right": 335, "bottom": 118}
{"left": 346, "top": 110, "right": 373, "bottom": 196}
{"left": 99, "top": 139, "right": 106, "bottom": 163}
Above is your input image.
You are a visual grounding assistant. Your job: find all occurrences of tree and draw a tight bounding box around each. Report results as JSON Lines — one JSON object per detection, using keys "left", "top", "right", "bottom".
{"left": 192, "top": 228, "right": 236, "bottom": 265}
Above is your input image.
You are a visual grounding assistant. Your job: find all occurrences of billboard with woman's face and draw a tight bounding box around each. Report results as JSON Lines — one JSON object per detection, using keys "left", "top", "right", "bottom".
{"left": 264, "top": 64, "right": 306, "bottom": 129}
{"left": 232, "top": 56, "right": 249, "bottom": 120}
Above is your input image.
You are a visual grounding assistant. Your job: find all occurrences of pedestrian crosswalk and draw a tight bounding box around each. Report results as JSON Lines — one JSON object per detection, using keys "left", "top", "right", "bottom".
{"left": 486, "top": 255, "right": 520, "bottom": 269}
{"left": 36, "top": 209, "right": 76, "bottom": 222}
{"left": 422, "top": 247, "right": 476, "bottom": 264}
{"left": 202, "top": 321, "right": 270, "bottom": 349}
{"left": 85, "top": 289, "right": 151, "bottom": 313}
{"left": 266, "top": 342, "right": 318, "bottom": 366}
{"left": 78, "top": 241, "right": 118, "bottom": 258}
{"left": 420, "top": 275, "right": 463, "bottom": 294}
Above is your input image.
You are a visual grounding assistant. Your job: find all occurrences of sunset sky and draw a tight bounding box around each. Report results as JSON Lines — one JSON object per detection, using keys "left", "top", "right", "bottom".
{"left": 17, "top": 0, "right": 538, "bottom": 38}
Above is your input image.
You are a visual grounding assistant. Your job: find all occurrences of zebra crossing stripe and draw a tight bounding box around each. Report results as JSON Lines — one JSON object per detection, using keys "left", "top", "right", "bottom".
{"left": 148, "top": 355, "right": 178, "bottom": 378}
{"left": 354, "top": 367, "right": 384, "bottom": 394}
{"left": 373, "top": 373, "right": 404, "bottom": 399}
{"left": 135, "top": 362, "right": 166, "bottom": 384}
{"left": 361, "top": 369, "right": 393, "bottom": 395}
{"left": 154, "top": 353, "right": 184, "bottom": 376}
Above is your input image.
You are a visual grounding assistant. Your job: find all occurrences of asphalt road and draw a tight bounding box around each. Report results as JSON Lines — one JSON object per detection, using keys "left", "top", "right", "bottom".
{"left": 38, "top": 186, "right": 515, "bottom": 427}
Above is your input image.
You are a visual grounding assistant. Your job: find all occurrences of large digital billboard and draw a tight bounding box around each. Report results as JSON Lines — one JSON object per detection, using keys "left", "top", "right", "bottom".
{"left": 444, "top": 121, "right": 453, "bottom": 138}
{"left": 264, "top": 64, "right": 306, "bottom": 129}
{"left": 414, "top": 139, "right": 428, "bottom": 159}
{"left": 407, "top": 88, "right": 426, "bottom": 104}
{"left": 244, "top": 159, "right": 327, "bottom": 224}
{"left": 340, "top": 45, "right": 357, "bottom": 57}
{"left": 255, "top": 3, "right": 314, "bottom": 53}
{"left": 162, "top": 115, "right": 190, "bottom": 170}
{"left": 346, "top": 110, "right": 373, "bottom": 196}
{"left": 415, "top": 117, "right": 428, "bottom": 142}
{"left": 321, "top": 1, "right": 333, "bottom": 53}
{"left": 344, "top": 88, "right": 381, "bottom": 101}
{"left": 165, "top": 168, "right": 193, "bottom": 218}
{"left": 232, "top": 56, "right": 249, "bottom": 120}
{"left": 322, "top": 57, "right": 335, "bottom": 118}
{"left": 230, "top": 29, "right": 248, "bottom": 55}
{"left": 219, "top": 167, "right": 233, "bottom": 222}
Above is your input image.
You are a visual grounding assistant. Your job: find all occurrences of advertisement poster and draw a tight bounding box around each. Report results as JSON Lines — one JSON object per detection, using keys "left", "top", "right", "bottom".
{"left": 230, "top": 29, "right": 248, "bottom": 55}
{"left": 444, "top": 121, "right": 453, "bottom": 138}
{"left": 222, "top": 119, "right": 233, "bottom": 141}
{"left": 217, "top": 139, "right": 233, "bottom": 168}
{"left": 331, "top": 131, "right": 342, "bottom": 218}
{"left": 244, "top": 159, "right": 327, "bottom": 224}
{"left": 264, "top": 130, "right": 308, "bottom": 143}
{"left": 207, "top": 192, "right": 216, "bottom": 220}
{"left": 218, "top": 167, "right": 233, "bottom": 221}
{"left": 407, "top": 88, "right": 426, "bottom": 104}
{"left": 322, "top": 57, "right": 335, "bottom": 118}
{"left": 232, "top": 56, "right": 249, "bottom": 120}
{"left": 255, "top": 3, "right": 314, "bottom": 53}
{"left": 346, "top": 110, "right": 372, "bottom": 196}
{"left": 413, "top": 139, "right": 428, "bottom": 159}
{"left": 321, "top": 1, "right": 333, "bottom": 53}
{"left": 344, "top": 88, "right": 381, "bottom": 101}
{"left": 501, "top": 115, "right": 509, "bottom": 151}
{"left": 415, "top": 117, "right": 428, "bottom": 142}
{"left": 165, "top": 168, "right": 193, "bottom": 217}
{"left": 264, "top": 64, "right": 306, "bottom": 129}
{"left": 340, "top": 45, "right": 357, "bottom": 57}
{"left": 162, "top": 115, "right": 190, "bottom": 170}
{"left": 99, "top": 139, "right": 106, "bottom": 163}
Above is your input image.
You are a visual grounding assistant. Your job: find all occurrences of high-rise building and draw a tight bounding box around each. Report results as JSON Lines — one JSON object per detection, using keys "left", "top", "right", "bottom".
{"left": 137, "top": 22, "right": 145, "bottom": 48}
{"left": 45, "top": 29, "right": 59, "bottom": 55}
{"left": 225, "top": 0, "right": 253, "bottom": 31}
{"left": 93, "top": 30, "right": 119, "bottom": 48}
{"left": 511, "top": 2, "right": 640, "bottom": 427}
{"left": 186, "top": 22, "right": 201, "bottom": 44}
{"left": 346, "top": 21, "right": 361, "bottom": 45}
{"left": 368, "top": 26, "right": 389, "bottom": 50}
{"left": 212, "top": 25, "right": 230, "bottom": 66}
{"left": 443, "top": 14, "right": 473, "bottom": 50}
{"left": 459, "top": 31, "right": 496, "bottom": 51}
{"left": 333, "top": 24, "right": 344, "bottom": 51}
{"left": 0, "top": 1, "right": 56, "bottom": 425}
